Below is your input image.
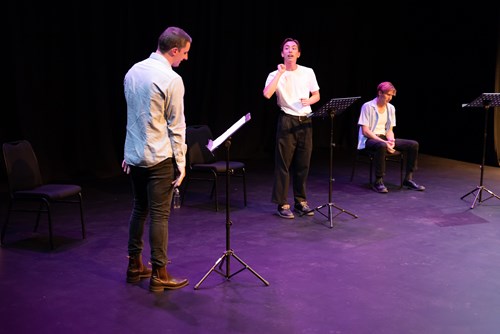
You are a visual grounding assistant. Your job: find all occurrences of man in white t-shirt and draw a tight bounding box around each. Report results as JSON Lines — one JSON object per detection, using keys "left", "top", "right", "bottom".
{"left": 263, "top": 38, "right": 320, "bottom": 218}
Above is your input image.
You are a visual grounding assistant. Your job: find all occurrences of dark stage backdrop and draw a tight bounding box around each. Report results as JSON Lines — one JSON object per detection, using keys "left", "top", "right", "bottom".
{"left": 3, "top": 1, "right": 500, "bottom": 184}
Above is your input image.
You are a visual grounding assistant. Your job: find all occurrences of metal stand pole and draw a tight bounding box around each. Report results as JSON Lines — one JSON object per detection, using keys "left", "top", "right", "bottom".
{"left": 195, "top": 138, "right": 269, "bottom": 289}
{"left": 460, "top": 100, "right": 500, "bottom": 208}
{"left": 311, "top": 112, "right": 358, "bottom": 228}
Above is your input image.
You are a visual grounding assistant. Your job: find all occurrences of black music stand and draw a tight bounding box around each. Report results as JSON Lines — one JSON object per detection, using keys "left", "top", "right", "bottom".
{"left": 194, "top": 113, "right": 269, "bottom": 289}
{"left": 307, "top": 96, "right": 360, "bottom": 228}
{"left": 460, "top": 93, "right": 500, "bottom": 209}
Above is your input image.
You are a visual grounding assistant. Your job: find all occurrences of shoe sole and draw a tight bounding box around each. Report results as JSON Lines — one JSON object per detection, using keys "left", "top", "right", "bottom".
{"left": 294, "top": 209, "right": 314, "bottom": 216}
{"left": 404, "top": 186, "right": 425, "bottom": 191}
{"left": 149, "top": 281, "right": 189, "bottom": 292}
{"left": 126, "top": 275, "right": 151, "bottom": 283}
{"left": 278, "top": 212, "right": 294, "bottom": 219}
{"left": 126, "top": 272, "right": 152, "bottom": 283}
{"left": 372, "top": 187, "right": 388, "bottom": 193}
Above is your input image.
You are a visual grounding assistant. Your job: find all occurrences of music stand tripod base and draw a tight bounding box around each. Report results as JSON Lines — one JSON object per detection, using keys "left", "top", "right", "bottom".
{"left": 194, "top": 248, "right": 270, "bottom": 289}
{"left": 308, "top": 96, "right": 360, "bottom": 228}
{"left": 461, "top": 93, "right": 500, "bottom": 209}
{"left": 312, "top": 203, "right": 358, "bottom": 228}
{"left": 460, "top": 186, "right": 500, "bottom": 209}
{"left": 194, "top": 114, "right": 269, "bottom": 289}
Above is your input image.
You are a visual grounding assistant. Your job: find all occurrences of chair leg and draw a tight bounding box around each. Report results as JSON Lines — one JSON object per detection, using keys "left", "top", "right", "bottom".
{"left": 210, "top": 171, "right": 218, "bottom": 212}
{"left": 78, "top": 193, "right": 85, "bottom": 239}
{"left": 369, "top": 158, "right": 374, "bottom": 185}
{"left": 242, "top": 170, "right": 247, "bottom": 207}
{"left": 42, "top": 199, "right": 54, "bottom": 250}
{"left": 34, "top": 202, "right": 44, "bottom": 232}
{"left": 213, "top": 181, "right": 218, "bottom": 212}
{"left": 399, "top": 155, "right": 404, "bottom": 188}
{"left": 350, "top": 154, "right": 357, "bottom": 182}
{"left": 1, "top": 202, "right": 13, "bottom": 245}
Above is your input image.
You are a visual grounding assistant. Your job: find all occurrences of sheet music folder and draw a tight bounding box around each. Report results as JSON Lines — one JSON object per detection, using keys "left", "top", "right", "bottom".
{"left": 462, "top": 93, "right": 500, "bottom": 108}
{"left": 207, "top": 113, "right": 252, "bottom": 152}
{"left": 308, "top": 96, "right": 361, "bottom": 118}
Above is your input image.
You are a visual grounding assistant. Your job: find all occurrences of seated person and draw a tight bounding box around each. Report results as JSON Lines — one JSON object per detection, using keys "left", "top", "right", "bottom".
{"left": 357, "top": 81, "right": 425, "bottom": 193}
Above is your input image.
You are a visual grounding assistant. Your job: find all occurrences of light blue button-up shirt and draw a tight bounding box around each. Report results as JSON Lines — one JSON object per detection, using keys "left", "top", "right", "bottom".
{"left": 357, "top": 98, "right": 396, "bottom": 150}
{"left": 124, "top": 52, "right": 187, "bottom": 171}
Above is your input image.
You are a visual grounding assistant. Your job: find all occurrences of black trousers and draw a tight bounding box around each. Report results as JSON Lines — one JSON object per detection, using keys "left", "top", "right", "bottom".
{"left": 364, "top": 136, "right": 419, "bottom": 180}
{"left": 272, "top": 113, "right": 313, "bottom": 206}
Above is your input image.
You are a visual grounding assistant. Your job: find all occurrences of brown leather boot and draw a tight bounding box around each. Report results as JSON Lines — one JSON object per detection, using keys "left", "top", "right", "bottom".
{"left": 149, "top": 265, "right": 189, "bottom": 292}
{"left": 126, "top": 255, "right": 152, "bottom": 283}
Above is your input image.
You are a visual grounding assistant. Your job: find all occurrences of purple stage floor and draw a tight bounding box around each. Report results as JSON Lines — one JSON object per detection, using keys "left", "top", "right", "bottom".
{"left": 1, "top": 150, "right": 500, "bottom": 334}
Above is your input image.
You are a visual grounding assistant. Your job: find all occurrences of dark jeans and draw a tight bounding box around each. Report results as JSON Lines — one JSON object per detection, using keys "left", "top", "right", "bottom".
{"left": 272, "top": 113, "right": 313, "bottom": 206}
{"left": 365, "top": 137, "right": 419, "bottom": 180}
{"left": 128, "top": 158, "right": 175, "bottom": 267}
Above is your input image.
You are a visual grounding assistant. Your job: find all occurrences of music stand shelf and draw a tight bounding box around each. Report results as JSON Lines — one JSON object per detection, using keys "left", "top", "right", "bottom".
{"left": 460, "top": 93, "right": 500, "bottom": 209}
{"left": 307, "top": 96, "right": 361, "bottom": 228}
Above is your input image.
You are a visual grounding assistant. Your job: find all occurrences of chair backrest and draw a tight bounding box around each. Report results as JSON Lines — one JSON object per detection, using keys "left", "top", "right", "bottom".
{"left": 2, "top": 140, "right": 43, "bottom": 192}
{"left": 186, "top": 125, "right": 216, "bottom": 165}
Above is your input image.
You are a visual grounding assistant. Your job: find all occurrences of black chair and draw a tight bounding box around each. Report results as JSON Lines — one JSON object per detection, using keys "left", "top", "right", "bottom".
{"left": 2, "top": 140, "right": 85, "bottom": 249}
{"left": 182, "top": 125, "right": 247, "bottom": 211}
{"left": 350, "top": 149, "right": 404, "bottom": 187}
{"left": 350, "top": 127, "right": 404, "bottom": 188}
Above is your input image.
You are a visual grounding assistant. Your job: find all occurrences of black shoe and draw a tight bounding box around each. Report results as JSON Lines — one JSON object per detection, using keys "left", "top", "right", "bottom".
{"left": 372, "top": 182, "right": 388, "bottom": 193}
{"left": 403, "top": 180, "right": 425, "bottom": 191}
{"left": 294, "top": 201, "right": 314, "bottom": 216}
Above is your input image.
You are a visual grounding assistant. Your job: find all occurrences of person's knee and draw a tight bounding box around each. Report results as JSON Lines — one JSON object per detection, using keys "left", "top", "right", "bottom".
{"left": 374, "top": 142, "right": 388, "bottom": 152}
{"left": 411, "top": 140, "right": 419, "bottom": 151}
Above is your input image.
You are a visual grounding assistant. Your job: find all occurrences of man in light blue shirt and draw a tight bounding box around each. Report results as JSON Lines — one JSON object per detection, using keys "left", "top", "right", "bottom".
{"left": 122, "top": 26, "right": 191, "bottom": 292}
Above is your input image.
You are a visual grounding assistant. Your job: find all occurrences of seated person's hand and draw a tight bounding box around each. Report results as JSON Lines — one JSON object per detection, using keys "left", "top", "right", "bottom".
{"left": 386, "top": 139, "right": 396, "bottom": 153}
